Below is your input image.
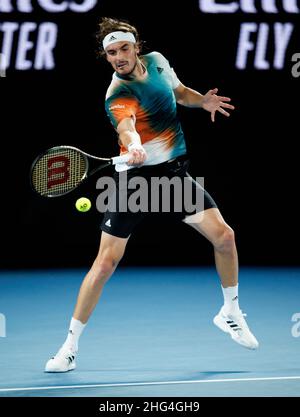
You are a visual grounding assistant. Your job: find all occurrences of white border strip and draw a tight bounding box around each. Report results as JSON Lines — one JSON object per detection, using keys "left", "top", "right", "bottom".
{"left": 1, "top": 376, "right": 300, "bottom": 393}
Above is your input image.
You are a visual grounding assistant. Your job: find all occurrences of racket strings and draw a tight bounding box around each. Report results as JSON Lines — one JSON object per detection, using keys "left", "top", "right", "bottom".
{"left": 31, "top": 148, "right": 88, "bottom": 197}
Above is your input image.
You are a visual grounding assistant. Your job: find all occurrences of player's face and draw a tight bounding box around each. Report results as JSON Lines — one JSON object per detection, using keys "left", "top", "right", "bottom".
{"left": 105, "top": 42, "right": 139, "bottom": 75}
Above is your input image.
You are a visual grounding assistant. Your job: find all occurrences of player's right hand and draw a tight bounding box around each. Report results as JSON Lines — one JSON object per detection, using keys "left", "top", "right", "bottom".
{"left": 127, "top": 148, "right": 147, "bottom": 166}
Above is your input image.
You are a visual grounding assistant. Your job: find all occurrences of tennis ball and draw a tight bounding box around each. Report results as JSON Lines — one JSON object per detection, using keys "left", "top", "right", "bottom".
{"left": 75, "top": 197, "right": 91, "bottom": 212}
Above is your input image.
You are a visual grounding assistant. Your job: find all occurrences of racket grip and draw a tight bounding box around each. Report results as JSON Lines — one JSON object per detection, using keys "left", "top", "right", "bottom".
{"left": 112, "top": 154, "right": 131, "bottom": 165}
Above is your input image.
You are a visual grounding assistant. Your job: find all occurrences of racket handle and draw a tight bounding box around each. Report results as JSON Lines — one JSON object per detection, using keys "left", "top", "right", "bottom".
{"left": 111, "top": 154, "right": 131, "bottom": 165}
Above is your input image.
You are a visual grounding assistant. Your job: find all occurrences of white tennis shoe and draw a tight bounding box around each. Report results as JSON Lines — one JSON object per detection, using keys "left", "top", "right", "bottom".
{"left": 45, "top": 346, "right": 77, "bottom": 372}
{"left": 213, "top": 307, "right": 259, "bottom": 350}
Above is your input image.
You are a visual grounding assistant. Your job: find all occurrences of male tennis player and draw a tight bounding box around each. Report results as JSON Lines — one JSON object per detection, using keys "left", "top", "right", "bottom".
{"left": 45, "top": 17, "right": 258, "bottom": 372}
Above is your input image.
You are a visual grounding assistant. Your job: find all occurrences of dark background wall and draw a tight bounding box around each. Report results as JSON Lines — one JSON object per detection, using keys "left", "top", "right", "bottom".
{"left": 1, "top": 0, "right": 299, "bottom": 268}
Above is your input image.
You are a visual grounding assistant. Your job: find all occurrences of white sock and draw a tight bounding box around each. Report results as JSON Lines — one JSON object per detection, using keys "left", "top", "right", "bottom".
{"left": 63, "top": 318, "right": 86, "bottom": 353}
{"left": 222, "top": 284, "right": 240, "bottom": 315}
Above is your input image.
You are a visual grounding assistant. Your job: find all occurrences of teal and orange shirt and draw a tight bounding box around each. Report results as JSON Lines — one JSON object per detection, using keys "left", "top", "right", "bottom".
{"left": 105, "top": 52, "right": 187, "bottom": 171}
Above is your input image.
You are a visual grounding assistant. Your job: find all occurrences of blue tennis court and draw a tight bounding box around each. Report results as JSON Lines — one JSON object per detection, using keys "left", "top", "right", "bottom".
{"left": 0, "top": 267, "right": 300, "bottom": 397}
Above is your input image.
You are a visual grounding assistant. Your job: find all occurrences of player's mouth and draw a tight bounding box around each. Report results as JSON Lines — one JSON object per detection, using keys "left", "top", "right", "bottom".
{"left": 116, "top": 62, "right": 128, "bottom": 69}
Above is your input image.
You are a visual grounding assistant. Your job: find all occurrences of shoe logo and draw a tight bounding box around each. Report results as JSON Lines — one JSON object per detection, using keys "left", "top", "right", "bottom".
{"left": 109, "top": 35, "right": 117, "bottom": 41}
{"left": 67, "top": 355, "right": 75, "bottom": 364}
{"left": 105, "top": 219, "right": 111, "bottom": 227}
{"left": 226, "top": 320, "right": 241, "bottom": 331}
{"left": 157, "top": 66, "right": 164, "bottom": 73}
{"left": 232, "top": 296, "right": 238, "bottom": 301}
{"left": 69, "top": 330, "right": 74, "bottom": 335}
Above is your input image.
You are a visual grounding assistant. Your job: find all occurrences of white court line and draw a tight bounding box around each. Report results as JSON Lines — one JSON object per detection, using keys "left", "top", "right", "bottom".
{"left": 1, "top": 376, "right": 300, "bottom": 393}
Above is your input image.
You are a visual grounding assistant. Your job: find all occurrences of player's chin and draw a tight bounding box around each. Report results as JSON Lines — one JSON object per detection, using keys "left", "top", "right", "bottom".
{"left": 116, "top": 65, "right": 133, "bottom": 75}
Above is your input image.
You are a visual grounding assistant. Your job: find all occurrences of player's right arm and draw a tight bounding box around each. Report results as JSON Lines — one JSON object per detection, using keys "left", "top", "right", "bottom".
{"left": 117, "top": 117, "right": 147, "bottom": 166}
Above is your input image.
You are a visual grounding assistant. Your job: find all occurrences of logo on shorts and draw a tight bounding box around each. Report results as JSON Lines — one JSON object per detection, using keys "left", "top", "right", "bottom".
{"left": 105, "top": 219, "right": 112, "bottom": 227}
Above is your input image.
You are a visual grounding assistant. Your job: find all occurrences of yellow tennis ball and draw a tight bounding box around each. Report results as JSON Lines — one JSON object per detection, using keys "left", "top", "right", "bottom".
{"left": 75, "top": 197, "right": 91, "bottom": 212}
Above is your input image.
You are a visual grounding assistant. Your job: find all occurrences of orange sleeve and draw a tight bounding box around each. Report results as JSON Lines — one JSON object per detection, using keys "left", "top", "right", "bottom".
{"left": 105, "top": 95, "right": 139, "bottom": 129}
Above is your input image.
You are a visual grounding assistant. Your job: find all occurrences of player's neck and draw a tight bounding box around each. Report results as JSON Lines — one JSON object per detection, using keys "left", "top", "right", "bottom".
{"left": 133, "top": 59, "right": 147, "bottom": 80}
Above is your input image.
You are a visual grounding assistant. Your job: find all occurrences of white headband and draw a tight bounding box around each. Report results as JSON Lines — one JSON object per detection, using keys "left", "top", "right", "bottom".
{"left": 103, "top": 31, "right": 136, "bottom": 50}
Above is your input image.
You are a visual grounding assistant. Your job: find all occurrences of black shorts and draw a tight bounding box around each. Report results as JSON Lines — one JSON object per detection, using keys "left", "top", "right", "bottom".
{"left": 100, "top": 155, "right": 218, "bottom": 238}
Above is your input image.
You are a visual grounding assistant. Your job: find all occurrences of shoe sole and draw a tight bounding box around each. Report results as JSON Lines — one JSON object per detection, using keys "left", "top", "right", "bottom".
{"left": 45, "top": 363, "right": 76, "bottom": 373}
{"left": 213, "top": 315, "right": 258, "bottom": 350}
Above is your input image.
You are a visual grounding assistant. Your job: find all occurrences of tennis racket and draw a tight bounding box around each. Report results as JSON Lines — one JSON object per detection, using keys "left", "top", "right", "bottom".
{"left": 30, "top": 145, "right": 130, "bottom": 198}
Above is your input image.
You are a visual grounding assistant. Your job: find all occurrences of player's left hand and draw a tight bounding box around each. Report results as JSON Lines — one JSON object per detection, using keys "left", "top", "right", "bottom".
{"left": 202, "top": 88, "right": 235, "bottom": 122}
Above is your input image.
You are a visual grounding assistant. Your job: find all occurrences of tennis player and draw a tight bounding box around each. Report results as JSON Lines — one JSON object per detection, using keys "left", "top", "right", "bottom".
{"left": 45, "top": 17, "right": 258, "bottom": 372}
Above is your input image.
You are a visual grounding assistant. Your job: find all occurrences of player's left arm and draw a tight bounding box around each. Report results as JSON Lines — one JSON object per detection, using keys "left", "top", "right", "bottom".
{"left": 174, "top": 82, "right": 235, "bottom": 123}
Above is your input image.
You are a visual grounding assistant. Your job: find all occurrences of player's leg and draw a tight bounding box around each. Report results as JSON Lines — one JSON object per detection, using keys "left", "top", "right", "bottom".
{"left": 183, "top": 207, "right": 259, "bottom": 349}
{"left": 45, "top": 166, "right": 145, "bottom": 372}
{"left": 73, "top": 231, "right": 128, "bottom": 324}
{"left": 45, "top": 231, "right": 129, "bottom": 372}
{"left": 184, "top": 208, "right": 238, "bottom": 288}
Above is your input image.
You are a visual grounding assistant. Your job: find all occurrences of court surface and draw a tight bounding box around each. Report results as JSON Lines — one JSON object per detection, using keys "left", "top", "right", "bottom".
{"left": 0, "top": 267, "right": 300, "bottom": 397}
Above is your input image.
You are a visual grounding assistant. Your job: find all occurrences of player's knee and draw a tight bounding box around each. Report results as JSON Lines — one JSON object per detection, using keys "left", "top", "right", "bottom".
{"left": 97, "top": 259, "right": 114, "bottom": 276}
{"left": 91, "top": 257, "right": 117, "bottom": 286}
{"left": 214, "top": 225, "right": 235, "bottom": 253}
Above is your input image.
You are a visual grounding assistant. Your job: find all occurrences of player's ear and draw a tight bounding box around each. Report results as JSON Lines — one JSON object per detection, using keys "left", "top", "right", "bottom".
{"left": 135, "top": 44, "right": 140, "bottom": 55}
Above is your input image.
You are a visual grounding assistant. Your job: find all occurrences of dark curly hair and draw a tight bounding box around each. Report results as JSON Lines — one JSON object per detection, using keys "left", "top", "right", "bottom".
{"left": 96, "top": 17, "right": 143, "bottom": 58}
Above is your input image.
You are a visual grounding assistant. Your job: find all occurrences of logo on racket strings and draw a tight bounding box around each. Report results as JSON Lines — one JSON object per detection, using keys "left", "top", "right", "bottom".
{"left": 47, "top": 155, "right": 70, "bottom": 189}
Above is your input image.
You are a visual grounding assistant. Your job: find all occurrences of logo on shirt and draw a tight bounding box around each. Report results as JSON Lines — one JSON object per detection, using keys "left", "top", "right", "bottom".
{"left": 157, "top": 67, "right": 164, "bottom": 73}
{"left": 109, "top": 104, "right": 125, "bottom": 110}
